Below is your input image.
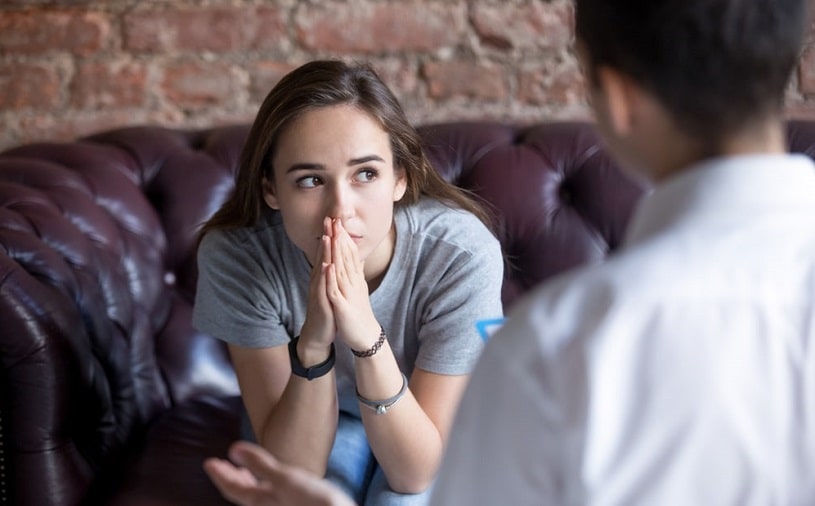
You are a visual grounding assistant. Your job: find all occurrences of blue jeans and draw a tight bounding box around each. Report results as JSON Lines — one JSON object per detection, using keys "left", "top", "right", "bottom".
{"left": 325, "top": 412, "right": 432, "bottom": 506}
{"left": 240, "top": 409, "right": 432, "bottom": 505}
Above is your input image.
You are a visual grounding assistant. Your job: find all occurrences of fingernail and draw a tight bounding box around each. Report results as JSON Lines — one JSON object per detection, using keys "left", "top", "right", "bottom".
{"left": 228, "top": 449, "right": 244, "bottom": 465}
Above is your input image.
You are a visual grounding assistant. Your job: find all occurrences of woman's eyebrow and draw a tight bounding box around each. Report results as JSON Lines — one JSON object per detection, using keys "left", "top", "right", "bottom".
{"left": 284, "top": 155, "right": 385, "bottom": 174}
{"left": 285, "top": 163, "right": 324, "bottom": 174}
{"left": 348, "top": 155, "right": 385, "bottom": 165}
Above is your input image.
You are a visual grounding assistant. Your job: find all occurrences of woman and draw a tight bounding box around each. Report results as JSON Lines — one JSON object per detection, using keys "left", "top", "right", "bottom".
{"left": 193, "top": 60, "right": 504, "bottom": 505}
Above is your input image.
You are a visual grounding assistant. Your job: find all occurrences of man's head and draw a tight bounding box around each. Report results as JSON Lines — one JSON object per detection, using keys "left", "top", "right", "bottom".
{"left": 575, "top": 0, "right": 808, "bottom": 169}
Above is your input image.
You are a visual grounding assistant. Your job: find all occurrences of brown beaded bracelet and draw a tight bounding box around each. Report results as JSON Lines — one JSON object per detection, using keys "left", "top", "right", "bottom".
{"left": 351, "top": 325, "right": 386, "bottom": 358}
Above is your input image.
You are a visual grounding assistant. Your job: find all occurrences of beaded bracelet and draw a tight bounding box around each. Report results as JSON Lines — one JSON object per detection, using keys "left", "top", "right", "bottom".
{"left": 356, "top": 373, "right": 408, "bottom": 415}
{"left": 351, "top": 325, "right": 386, "bottom": 358}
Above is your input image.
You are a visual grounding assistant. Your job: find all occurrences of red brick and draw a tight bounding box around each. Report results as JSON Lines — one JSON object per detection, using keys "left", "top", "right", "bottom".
{"left": 295, "top": 2, "right": 465, "bottom": 53}
{"left": 17, "top": 110, "right": 140, "bottom": 144}
{"left": 71, "top": 60, "right": 149, "bottom": 109}
{"left": 160, "top": 61, "right": 239, "bottom": 109}
{"left": 422, "top": 60, "right": 508, "bottom": 101}
{"left": 0, "top": 124, "right": 18, "bottom": 153}
{"left": 249, "top": 61, "right": 299, "bottom": 104}
{"left": 14, "top": 108, "right": 185, "bottom": 146}
{"left": 518, "top": 61, "right": 586, "bottom": 107}
{"left": 471, "top": 1, "right": 573, "bottom": 51}
{"left": 0, "top": 62, "right": 62, "bottom": 109}
{"left": 0, "top": 9, "right": 110, "bottom": 56}
{"left": 124, "top": 5, "right": 287, "bottom": 53}
{"left": 785, "top": 101, "right": 815, "bottom": 119}
{"left": 370, "top": 60, "right": 420, "bottom": 99}
{"left": 245, "top": 6, "right": 293, "bottom": 52}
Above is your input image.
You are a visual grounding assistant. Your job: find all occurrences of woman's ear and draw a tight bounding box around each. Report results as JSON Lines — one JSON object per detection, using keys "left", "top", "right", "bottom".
{"left": 393, "top": 169, "right": 408, "bottom": 202}
{"left": 261, "top": 177, "right": 280, "bottom": 210}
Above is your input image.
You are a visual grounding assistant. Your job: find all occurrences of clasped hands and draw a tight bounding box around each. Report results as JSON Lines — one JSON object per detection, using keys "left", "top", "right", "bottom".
{"left": 297, "top": 217, "right": 381, "bottom": 362}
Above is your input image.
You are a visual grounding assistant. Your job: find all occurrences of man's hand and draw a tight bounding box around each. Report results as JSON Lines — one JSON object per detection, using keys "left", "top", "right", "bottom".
{"left": 204, "top": 441, "right": 356, "bottom": 506}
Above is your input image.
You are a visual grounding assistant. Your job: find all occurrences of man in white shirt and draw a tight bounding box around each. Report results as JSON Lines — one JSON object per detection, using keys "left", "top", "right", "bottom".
{"left": 204, "top": 0, "right": 815, "bottom": 504}
{"left": 430, "top": 0, "right": 815, "bottom": 504}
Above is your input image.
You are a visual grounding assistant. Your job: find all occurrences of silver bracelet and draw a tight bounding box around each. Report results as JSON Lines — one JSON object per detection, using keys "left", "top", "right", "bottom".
{"left": 356, "top": 373, "right": 408, "bottom": 415}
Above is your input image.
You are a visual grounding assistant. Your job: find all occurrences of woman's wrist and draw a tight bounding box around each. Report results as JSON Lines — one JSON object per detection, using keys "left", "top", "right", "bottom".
{"left": 296, "top": 337, "right": 334, "bottom": 366}
{"left": 289, "top": 336, "right": 335, "bottom": 380}
{"left": 351, "top": 325, "right": 387, "bottom": 358}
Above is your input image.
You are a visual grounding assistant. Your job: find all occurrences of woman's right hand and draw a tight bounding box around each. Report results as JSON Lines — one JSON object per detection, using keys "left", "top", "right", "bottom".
{"left": 297, "top": 217, "right": 337, "bottom": 359}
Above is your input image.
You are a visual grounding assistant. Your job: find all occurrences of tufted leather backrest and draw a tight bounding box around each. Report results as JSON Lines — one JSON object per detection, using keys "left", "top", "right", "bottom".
{"left": 419, "top": 122, "right": 647, "bottom": 307}
{"left": 0, "top": 126, "right": 248, "bottom": 505}
{"left": 3, "top": 120, "right": 815, "bottom": 505}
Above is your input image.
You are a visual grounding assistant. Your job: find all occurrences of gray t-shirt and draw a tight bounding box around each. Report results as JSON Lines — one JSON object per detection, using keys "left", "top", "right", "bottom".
{"left": 193, "top": 197, "right": 504, "bottom": 415}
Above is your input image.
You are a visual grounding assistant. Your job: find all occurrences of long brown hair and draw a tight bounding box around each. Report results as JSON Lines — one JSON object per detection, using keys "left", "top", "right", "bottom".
{"left": 200, "top": 59, "right": 492, "bottom": 236}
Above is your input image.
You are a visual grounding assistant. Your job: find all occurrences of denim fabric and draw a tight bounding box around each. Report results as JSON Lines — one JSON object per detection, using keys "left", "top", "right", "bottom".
{"left": 241, "top": 407, "right": 432, "bottom": 505}
{"left": 324, "top": 412, "right": 432, "bottom": 506}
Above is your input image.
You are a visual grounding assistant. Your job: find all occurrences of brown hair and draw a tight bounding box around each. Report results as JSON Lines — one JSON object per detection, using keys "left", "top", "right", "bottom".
{"left": 576, "top": 0, "right": 807, "bottom": 149}
{"left": 199, "top": 59, "right": 493, "bottom": 236}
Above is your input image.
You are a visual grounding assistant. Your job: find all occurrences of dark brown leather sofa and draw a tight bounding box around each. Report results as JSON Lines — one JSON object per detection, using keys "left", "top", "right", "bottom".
{"left": 2, "top": 120, "right": 809, "bottom": 505}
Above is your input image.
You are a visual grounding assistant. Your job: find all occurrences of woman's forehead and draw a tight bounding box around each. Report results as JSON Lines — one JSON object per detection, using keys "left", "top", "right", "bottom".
{"left": 271, "top": 105, "right": 394, "bottom": 171}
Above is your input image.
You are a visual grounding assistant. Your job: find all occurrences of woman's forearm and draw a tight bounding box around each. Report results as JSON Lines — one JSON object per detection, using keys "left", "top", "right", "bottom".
{"left": 257, "top": 344, "right": 339, "bottom": 477}
{"left": 353, "top": 341, "right": 445, "bottom": 493}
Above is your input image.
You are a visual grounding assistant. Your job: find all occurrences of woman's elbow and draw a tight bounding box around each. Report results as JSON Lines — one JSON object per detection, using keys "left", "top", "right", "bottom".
{"left": 388, "top": 471, "right": 436, "bottom": 495}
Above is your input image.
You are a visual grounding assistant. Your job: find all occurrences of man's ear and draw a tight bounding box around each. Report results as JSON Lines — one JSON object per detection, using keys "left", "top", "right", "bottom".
{"left": 595, "top": 65, "right": 640, "bottom": 137}
{"left": 261, "top": 177, "right": 280, "bottom": 210}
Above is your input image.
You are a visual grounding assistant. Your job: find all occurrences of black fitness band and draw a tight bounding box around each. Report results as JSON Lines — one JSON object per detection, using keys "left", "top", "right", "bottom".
{"left": 288, "top": 336, "right": 335, "bottom": 380}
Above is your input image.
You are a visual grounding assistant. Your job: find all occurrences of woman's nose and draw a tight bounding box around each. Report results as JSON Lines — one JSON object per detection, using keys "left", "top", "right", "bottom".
{"left": 326, "top": 184, "right": 354, "bottom": 220}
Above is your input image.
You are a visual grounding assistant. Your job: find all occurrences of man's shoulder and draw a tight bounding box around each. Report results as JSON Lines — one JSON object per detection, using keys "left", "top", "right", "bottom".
{"left": 500, "top": 246, "right": 667, "bottom": 352}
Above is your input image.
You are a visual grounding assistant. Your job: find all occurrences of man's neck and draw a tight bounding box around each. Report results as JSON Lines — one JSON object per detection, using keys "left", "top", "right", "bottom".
{"left": 650, "top": 118, "right": 786, "bottom": 182}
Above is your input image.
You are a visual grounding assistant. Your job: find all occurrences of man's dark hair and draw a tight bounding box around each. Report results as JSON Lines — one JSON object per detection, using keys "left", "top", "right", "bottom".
{"left": 575, "top": 0, "right": 808, "bottom": 148}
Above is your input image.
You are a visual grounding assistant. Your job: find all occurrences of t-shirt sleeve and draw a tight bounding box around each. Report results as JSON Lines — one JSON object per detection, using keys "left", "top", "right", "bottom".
{"left": 414, "top": 220, "right": 505, "bottom": 375}
{"left": 192, "top": 229, "right": 289, "bottom": 348}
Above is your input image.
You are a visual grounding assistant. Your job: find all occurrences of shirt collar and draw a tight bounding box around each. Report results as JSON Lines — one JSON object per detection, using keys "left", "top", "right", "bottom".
{"left": 622, "top": 153, "right": 815, "bottom": 248}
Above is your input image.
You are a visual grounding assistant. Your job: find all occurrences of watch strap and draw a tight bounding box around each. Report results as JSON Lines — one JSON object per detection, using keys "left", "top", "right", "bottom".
{"left": 288, "top": 336, "right": 335, "bottom": 380}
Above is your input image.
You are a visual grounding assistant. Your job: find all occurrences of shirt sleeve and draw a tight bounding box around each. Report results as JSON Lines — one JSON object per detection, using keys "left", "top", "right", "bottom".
{"left": 430, "top": 291, "right": 589, "bottom": 505}
{"left": 192, "top": 229, "right": 289, "bottom": 348}
{"left": 414, "top": 225, "right": 505, "bottom": 375}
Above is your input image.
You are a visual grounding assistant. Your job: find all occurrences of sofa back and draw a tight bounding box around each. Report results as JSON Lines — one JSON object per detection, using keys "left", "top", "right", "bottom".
{"left": 3, "top": 120, "right": 813, "bottom": 504}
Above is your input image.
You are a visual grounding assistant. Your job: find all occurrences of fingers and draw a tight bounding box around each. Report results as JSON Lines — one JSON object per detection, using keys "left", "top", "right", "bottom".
{"left": 322, "top": 217, "right": 333, "bottom": 266}
{"left": 305, "top": 221, "right": 334, "bottom": 339}
{"left": 328, "top": 220, "right": 361, "bottom": 297}
{"left": 212, "top": 441, "right": 353, "bottom": 506}
{"left": 336, "top": 220, "right": 360, "bottom": 278}
{"left": 228, "top": 441, "right": 286, "bottom": 481}
{"left": 203, "top": 455, "right": 277, "bottom": 506}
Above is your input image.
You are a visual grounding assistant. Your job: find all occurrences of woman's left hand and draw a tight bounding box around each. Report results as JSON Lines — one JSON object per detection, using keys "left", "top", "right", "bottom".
{"left": 324, "top": 219, "right": 381, "bottom": 350}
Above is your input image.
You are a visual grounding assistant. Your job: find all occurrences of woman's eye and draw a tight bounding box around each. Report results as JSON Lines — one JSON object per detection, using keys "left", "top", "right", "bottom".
{"left": 296, "top": 176, "right": 322, "bottom": 188}
{"left": 356, "top": 169, "right": 378, "bottom": 182}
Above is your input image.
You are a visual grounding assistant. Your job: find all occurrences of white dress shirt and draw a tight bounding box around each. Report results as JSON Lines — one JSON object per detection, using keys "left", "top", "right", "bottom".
{"left": 432, "top": 154, "right": 815, "bottom": 506}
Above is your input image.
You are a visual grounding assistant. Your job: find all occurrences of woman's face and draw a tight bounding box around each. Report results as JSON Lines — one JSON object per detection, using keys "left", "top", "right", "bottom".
{"left": 263, "top": 104, "right": 407, "bottom": 273}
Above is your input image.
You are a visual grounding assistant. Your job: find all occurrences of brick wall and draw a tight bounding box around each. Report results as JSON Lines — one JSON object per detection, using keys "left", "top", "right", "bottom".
{"left": 1, "top": 0, "right": 815, "bottom": 151}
